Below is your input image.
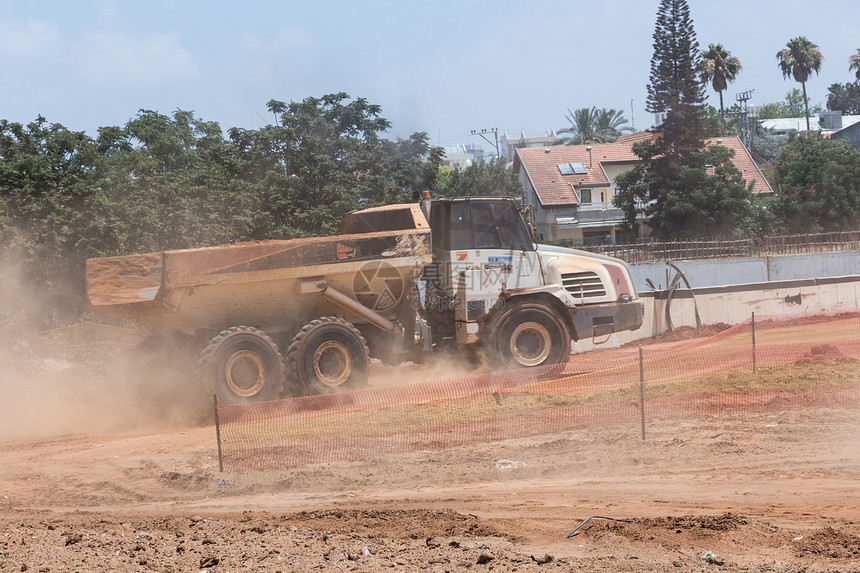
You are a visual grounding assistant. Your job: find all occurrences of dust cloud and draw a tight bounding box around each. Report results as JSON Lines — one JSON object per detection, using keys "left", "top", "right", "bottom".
{"left": 0, "top": 249, "right": 213, "bottom": 441}
{"left": 370, "top": 351, "right": 486, "bottom": 389}
{"left": 0, "top": 249, "right": 41, "bottom": 337}
{"left": 0, "top": 330, "right": 211, "bottom": 442}
{"left": 0, "top": 325, "right": 487, "bottom": 443}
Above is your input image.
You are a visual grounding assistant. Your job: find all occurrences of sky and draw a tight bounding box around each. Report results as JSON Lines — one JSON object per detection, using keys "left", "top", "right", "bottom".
{"left": 1, "top": 0, "right": 857, "bottom": 151}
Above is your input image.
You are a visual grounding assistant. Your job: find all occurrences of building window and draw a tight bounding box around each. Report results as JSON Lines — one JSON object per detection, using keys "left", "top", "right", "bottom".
{"left": 578, "top": 189, "right": 605, "bottom": 205}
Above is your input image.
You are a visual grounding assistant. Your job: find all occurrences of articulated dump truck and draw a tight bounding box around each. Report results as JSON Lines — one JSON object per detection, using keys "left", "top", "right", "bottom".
{"left": 86, "top": 197, "right": 643, "bottom": 404}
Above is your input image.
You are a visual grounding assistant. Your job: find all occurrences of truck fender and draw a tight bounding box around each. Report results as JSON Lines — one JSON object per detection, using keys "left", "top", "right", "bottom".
{"left": 482, "top": 295, "right": 572, "bottom": 369}
{"left": 492, "top": 287, "right": 579, "bottom": 341}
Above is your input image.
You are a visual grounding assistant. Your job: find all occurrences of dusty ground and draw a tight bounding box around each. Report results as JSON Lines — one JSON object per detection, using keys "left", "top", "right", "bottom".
{"left": 1, "top": 328, "right": 860, "bottom": 572}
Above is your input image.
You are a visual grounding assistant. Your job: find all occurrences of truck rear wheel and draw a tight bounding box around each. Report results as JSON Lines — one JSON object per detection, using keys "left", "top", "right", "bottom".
{"left": 199, "top": 326, "right": 285, "bottom": 404}
{"left": 287, "top": 317, "right": 369, "bottom": 395}
{"left": 486, "top": 302, "right": 571, "bottom": 370}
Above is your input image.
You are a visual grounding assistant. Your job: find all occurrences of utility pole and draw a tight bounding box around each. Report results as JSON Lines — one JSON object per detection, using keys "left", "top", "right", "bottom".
{"left": 471, "top": 128, "right": 500, "bottom": 161}
{"left": 630, "top": 98, "right": 635, "bottom": 131}
{"left": 735, "top": 90, "right": 754, "bottom": 148}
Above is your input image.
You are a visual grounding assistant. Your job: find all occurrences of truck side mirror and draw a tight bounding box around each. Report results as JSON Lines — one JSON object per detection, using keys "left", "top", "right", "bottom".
{"left": 521, "top": 204, "right": 535, "bottom": 243}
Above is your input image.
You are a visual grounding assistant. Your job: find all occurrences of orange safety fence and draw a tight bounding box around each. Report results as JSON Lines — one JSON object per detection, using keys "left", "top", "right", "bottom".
{"left": 215, "top": 309, "right": 860, "bottom": 472}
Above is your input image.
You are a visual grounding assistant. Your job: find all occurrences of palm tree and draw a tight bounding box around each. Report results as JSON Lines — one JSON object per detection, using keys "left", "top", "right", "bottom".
{"left": 699, "top": 43, "right": 742, "bottom": 136}
{"left": 776, "top": 37, "right": 824, "bottom": 131}
{"left": 557, "top": 107, "right": 599, "bottom": 145}
{"left": 557, "top": 107, "right": 631, "bottom": 145}
{"left": 850, "top": 48, "right": 860, "bottom": 80}
{"left": 594, "top": 108, "right": 633, "bottom": 141}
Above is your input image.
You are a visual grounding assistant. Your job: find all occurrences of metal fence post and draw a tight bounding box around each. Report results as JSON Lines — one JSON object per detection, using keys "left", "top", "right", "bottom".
{"left": 639, "top": 347, "right": 646, "bottom": 441}
{"left": 214, "top": 393, "right": 224, "bottom": 473}
{"left": 751, "top": 312, "right": 756, "bottom": 374}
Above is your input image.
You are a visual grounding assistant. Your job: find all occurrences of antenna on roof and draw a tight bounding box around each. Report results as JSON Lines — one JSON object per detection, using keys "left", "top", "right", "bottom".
{"left": 631, "top": 98, "right": 635, "bottom": 131}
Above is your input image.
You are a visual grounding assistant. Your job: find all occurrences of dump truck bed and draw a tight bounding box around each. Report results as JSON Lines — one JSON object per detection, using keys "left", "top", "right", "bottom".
{"left": 86, "top": 228, "right": 430, "bottom": 335}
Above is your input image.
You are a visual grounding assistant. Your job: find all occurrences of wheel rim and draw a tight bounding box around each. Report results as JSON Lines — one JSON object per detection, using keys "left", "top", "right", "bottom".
{"left": 225, "top": 350, "right": 267, "bottom": 397}
{"left": 313, "top": 340, "right": 353, "bottom": 387}
{"left": 508, "top": 321, "right": 552, "bottom": 366}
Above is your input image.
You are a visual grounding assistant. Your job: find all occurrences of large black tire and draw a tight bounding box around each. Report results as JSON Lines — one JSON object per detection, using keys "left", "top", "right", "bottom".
{"left": 485, "top": 302, "right": 571, "bottom": 370}
{"left": 199, "top": 326, "right": 285, "bottom": 404}
{"left": 287, "top": 317, "right": 370, "bottom": 395}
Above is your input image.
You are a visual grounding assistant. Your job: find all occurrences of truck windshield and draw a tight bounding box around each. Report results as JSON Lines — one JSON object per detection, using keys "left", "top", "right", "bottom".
{"left": 447, "top": 200, "right": 532, "bottom": 251}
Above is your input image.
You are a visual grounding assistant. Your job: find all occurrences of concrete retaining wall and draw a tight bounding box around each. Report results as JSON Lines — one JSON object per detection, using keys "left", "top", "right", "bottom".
{"left": 767, "top": 252, "right": 860, "bottom": 282}
{"left": 573, "top": 274, "right": 860, "bottom": 354}
{"left": 629, "top": 258, "right": 768, "bottom": 290}
{"left": 629, "top": 251, "right": 860, "bottom": 291}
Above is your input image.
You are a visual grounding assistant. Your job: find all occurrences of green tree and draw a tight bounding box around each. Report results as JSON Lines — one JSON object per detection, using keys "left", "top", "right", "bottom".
{"left": 557, "top": 107, "right": 597, "bottom": 145}
{"left": 614, "top": 0, "right": 751, "bottom": 240}
{"left": 772, "top": 133, "right": 860, "bottom": 232}
{"left": 699, "top": 43, "right": 742, "bottom": 136}
{"left": 100, "top": 109, "right": 263, "bottom": 253}
{"left": 0, "top": 117, "right": 116, "bottom": 331}
{"left": 776, "top": 37, "right": 824, "bottom": 131}
{"left": 758, "top": 88, "right": 824, "bottom": 119}
{"left": 704, "top": 103, "right": 742, "bottom": 137}
{"left": 266, "top": 93, "right": 391, "bottom": 234}
{"left": 593, "top": 108, "right": 633, "bottom": 141}
{"left": 645, "top": 0, "right": 707, "bottom": 156}
{"left": 249, "top": 93, "right": 441, "bottom": 237}
{"left": 557, "top": 107, "right": 631, "bottom": 145}
{"left": 614, "top": 141, "right": 755, "bottom": 238}
{"left": 0, "top": 94, "right": 444, "bottom": 330}
{"left": 433, "top": 159, "right": 520, "bottom": 198}
{"left": 380, "top": 132, "right": 444, "bottom": 197}
{"left": 826, "top": 81, "right": 860, "bottom": 115}
{"left": 850, "top": 48, "right": 860, "bottom": 80}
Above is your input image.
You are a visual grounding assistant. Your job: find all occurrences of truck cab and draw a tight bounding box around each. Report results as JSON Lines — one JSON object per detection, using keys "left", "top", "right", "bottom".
{"left": 419, "top": 196, "right": 643, "bottom": 369}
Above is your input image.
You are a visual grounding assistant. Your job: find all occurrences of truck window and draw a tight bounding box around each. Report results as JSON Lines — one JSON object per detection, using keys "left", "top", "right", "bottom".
{"left": 444, "top": 200, "right": 532, "bottom": 251}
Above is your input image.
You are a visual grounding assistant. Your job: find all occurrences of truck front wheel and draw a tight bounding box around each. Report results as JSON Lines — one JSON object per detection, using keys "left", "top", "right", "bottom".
{"left": 287, "top": 317, "right": 370, "bottom": 395}
{"left": 486, "top": 302, "right": 571, "bottom": 369}
{"left": 199, "top": 326, "right": 285, "bottom": 404}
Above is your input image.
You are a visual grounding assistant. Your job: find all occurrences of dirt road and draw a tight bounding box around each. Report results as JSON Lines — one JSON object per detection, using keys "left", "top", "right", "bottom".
{"left": 2, "top": 382, "right": 859, "bottom": 571}
{"left": 2, "top": 320, "right": 860, "bottom": 572}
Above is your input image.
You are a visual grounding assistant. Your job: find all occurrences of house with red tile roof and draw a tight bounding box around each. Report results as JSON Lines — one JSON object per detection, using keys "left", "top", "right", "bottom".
{"left": 512, "top": 133, "right": 773, "bottom": 245}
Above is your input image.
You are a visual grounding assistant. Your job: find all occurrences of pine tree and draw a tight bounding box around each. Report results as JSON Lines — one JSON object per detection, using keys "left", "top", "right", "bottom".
{"left": 615, "top": 0, "right": 754, "bottom": 239}
{"left": 646, "top": 0, "right": 708, "bottom": 156}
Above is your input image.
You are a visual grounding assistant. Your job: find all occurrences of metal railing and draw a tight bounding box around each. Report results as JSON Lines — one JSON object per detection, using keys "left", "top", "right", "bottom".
{"left": 579, "top": 230, "right": 860, "bottom": 263}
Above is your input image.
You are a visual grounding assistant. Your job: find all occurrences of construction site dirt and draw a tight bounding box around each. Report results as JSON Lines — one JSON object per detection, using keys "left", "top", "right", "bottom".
{"left": 1, "top": 324, "right": 859, "bottom": 572}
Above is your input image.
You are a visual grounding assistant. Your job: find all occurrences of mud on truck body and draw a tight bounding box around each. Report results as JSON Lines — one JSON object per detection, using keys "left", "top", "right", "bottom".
{"left": 86, "top": 196, "right": 643, "bottom": 404}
